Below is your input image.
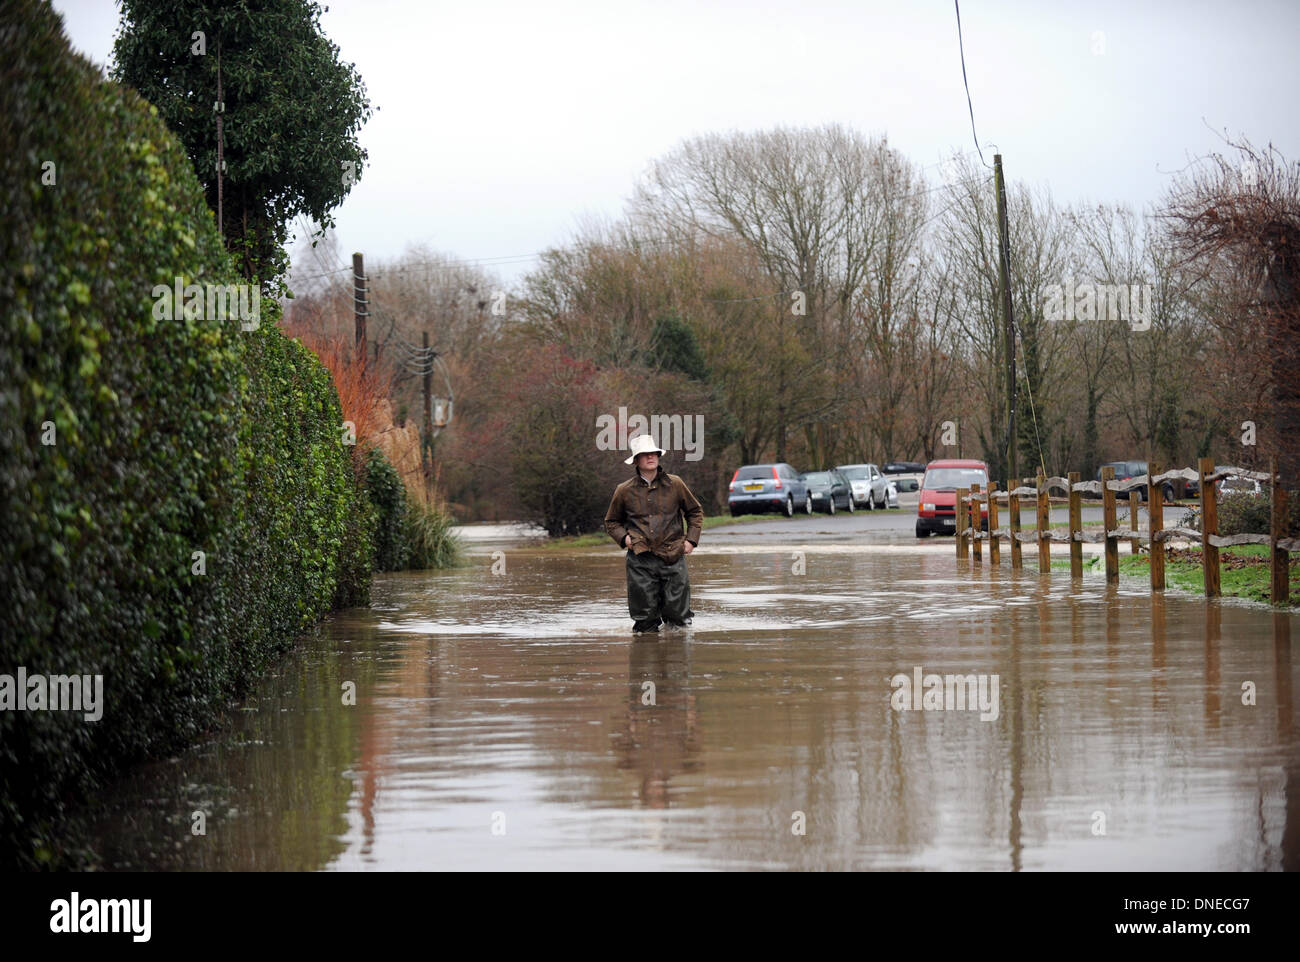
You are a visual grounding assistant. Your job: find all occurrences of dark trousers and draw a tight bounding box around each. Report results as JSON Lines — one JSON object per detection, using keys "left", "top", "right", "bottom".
{"left": 626, "top": 550, "right": 693, "bottom": 632}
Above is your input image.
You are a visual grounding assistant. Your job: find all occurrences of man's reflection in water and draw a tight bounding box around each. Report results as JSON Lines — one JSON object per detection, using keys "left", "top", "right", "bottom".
{"left": 611, "top": 638, "right": 700, "bottom": 808}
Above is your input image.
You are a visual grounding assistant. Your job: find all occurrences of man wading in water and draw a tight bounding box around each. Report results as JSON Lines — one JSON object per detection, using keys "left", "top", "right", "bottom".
{"left": 604, "top": 434, "right": 704, "bottom": 636}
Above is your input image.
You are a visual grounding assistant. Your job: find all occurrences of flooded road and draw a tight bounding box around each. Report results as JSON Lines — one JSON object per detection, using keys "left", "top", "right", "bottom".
{"left": 85, "top": 531, "right": 1299, "bottom": 870}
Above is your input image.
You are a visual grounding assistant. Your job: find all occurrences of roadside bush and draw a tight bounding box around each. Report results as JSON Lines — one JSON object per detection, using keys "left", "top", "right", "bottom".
{"left": 0, "top": 0, "right": 370, "bottom": 867}
{"left": 1215, "top": 491, "right": 1300, "bottom": 537}
{"left": 365, "top": 448, "right": 410, "bottom": 572}
{"left": 405, "top": 499, "right": 462, "bottom": 570}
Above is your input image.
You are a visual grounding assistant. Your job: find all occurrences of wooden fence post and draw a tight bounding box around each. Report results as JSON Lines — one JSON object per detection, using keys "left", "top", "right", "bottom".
{"left": 1037, "top": 469, "right": 1050, "bottom": 574}
{"left": 1009, "top": 479, "right": 1022, "bottom": 570}
{"left": 1068, "top": 471, "right": 1082, "bottom": 579}
{"left": 1149, "top": 461, "right": 1165, "bottom": 591}
{"left": 971, "top": 482, "right": 982, "bottom": 562}
{"left": 1270, "top": 457, "right": 1289, "bottom": 607}
{"left": 1199, "top": 457, "right": 1220, "bottom": 598}
{"left": 956, "top": 486, "right": 969, "bottom": 561}
{"left": 989, "top": 481, "right": 1001, "bottom": 565}
{"left": 1102, "top": 465, "right": 1118, "bottom": 582}
{"left": 1129, "top": 490, "right": 1141, "bottom": 555}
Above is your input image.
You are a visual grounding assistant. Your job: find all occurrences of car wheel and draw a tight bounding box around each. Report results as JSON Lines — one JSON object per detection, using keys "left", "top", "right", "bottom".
{"left": 916, "top": 523, "right": 930, "bottom": 538}
{"left": 730, "top": 506, "right": 741, "bottom": 517}
{"left": 784, "top": 495, "right": 794, "bottom": 517}
{"left": 827, "top": 495, "right": 836, "bottom": 515}
{"left": 846, "top": 493, "right": 855, "bottom": 513}
{"left": 1162, "top": 483, "right": 1174, "bottom": 503}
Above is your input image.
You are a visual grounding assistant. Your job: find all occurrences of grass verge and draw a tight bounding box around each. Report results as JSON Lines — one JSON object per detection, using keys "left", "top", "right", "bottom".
{"left": 1051, "top": 545, "right": 1298, "bottom": 605}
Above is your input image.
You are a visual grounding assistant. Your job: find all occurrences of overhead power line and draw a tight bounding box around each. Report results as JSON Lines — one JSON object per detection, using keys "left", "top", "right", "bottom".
{"left": 954, "top": 0, "right": 991, "bottom": 169}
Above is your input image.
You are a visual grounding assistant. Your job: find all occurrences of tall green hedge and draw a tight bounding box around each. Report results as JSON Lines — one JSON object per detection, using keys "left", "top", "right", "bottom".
{"left": 365, "top": 449, "right": 410, "bottom": 572}
{"left": 0, "top": 0, "right": 371, "bottom": 867}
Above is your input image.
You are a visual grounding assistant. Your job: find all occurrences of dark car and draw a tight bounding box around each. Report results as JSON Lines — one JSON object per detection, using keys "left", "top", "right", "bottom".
{"left": 801, "top": 469, "right": 854, "bottom": 514}
{"left": 883, "top": 461, "right": 927, "bottom": 474}
{"left": 728, "top": 463, "right": 812, "bottom": 517}
{"left": 1094, "top": 460, "right": 1175, "bottom": 502}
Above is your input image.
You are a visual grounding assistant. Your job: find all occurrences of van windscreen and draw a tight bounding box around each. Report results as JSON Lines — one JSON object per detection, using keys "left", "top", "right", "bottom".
{"left": 923, "top": 467, "right": 988, "bottom": 491}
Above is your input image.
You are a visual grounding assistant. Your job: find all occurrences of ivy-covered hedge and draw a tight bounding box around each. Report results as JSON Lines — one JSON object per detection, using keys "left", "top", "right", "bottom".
{"left": 366, "top": 449, "right": 410, "bottom": 572}
{"left": 0, "top": 0, "right": 372, "bottom": 867}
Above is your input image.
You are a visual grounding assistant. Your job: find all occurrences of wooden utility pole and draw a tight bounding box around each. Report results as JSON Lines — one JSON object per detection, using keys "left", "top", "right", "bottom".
{"left": 353, "top": 253, "right": 368, "bottom": 364}
{"left": 421, "top": 330, "right": 432, "bottom": 479}
{"left": 994, "top": 154, "right": 1017, "bottom": 487}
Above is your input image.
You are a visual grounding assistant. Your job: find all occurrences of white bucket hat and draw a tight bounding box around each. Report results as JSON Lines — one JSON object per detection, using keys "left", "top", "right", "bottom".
{"left": 624, "top": 433, "right": 666, "bottom": 465}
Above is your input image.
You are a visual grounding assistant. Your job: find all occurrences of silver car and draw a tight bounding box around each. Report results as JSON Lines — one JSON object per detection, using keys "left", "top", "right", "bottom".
{"left": 728, "top": 463, "right": 814, "bottom": 516}
{"left": 835, "top": 463, "right": 890, "bottom": 510}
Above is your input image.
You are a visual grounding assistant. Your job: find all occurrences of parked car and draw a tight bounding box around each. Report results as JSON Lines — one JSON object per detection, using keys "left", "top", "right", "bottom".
{"left": 916, "top": 459, "right": 989, "bottom": 537}
{"left": 1094, "top": 460, "right": 1175, "bottom": 503}
{"left": 728, "top": 463, "right": 812, "bottom": 517}
{"left": 883, "top": 461, "right": 926, "bottom": 474}
{"left": 890, "top": 475, "right": 921, "bottom": 494}
{"left": 885, "top": 479, "right": 900, "bottom": 509}
{"left": 835, "top": 463, "right": 890, "bottom": 509}
{"left": 802, "top": 469, "right": 855, "bottom": 514}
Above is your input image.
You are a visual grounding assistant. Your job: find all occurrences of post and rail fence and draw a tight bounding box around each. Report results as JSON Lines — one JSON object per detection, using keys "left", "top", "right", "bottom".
{"left": 954, "top": 458, "right": 1297, "bottom": 606}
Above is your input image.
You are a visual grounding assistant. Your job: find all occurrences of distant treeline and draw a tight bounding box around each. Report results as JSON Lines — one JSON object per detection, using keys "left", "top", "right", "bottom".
{"left": 288, "top": 126, "right": 1297, "bottom": 530}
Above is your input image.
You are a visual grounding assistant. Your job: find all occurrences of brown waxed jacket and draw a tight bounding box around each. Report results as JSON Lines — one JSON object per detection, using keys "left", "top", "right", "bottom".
{"left": 604, "top": 466, "right": 704, "bottom": 563}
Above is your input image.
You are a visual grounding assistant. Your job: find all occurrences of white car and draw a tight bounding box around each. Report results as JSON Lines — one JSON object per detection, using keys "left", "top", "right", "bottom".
{"left": 1219, "top": 476, "right": 1262, "bottom": 496}
{"left": 835, "top": 463, "right": 890, "bottom": 509}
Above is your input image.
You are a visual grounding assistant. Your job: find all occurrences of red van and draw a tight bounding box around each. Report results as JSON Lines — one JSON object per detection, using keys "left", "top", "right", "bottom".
{"left": 916, "top": 459, "right": 989, "bottom": 537}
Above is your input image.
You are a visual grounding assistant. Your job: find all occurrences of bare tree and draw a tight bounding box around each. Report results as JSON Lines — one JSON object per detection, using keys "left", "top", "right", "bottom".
{"left": 846, "top": 144, "right": 930, "bottom": 464}
{"left": 905, "top": 250, "right": 965, "bottom": 461}
{"left": 1161, "top": 137, "right": 1300, "bottom": 481}
{"left": 632, "top": 125, "right": 906, "bottom": 463}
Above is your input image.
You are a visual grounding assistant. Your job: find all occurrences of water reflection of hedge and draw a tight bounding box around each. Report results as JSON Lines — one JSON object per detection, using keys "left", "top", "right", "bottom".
{"left": 0, "top": 1, "right": 371, "bottom": 867}
{"left": 87, "top": 641, "right": 367, "bottom": 871}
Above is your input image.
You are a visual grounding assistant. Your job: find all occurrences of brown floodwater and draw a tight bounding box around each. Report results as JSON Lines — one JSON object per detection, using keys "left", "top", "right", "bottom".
{"left": 84, "top": 534, "right": 1299, "bottom": 870}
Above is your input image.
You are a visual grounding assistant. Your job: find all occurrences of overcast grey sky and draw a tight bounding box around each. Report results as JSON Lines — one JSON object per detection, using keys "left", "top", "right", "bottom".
{"left": 52, "top": 0, "right": 1300, "bottom": 286}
